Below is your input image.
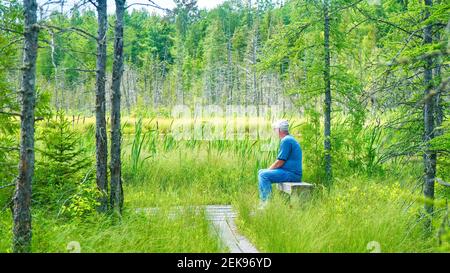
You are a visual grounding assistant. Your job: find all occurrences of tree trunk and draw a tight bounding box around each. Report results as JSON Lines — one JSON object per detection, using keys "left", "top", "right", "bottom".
{"left": 122, "top": 68, "right": 131, "bottom": 113}
{"left": 95, "top": 0, "right": 108, "bottom": 212}
{"left": 323, "top": 0, "right": 332, "bottom": 185}
{"left": 13, "top": 0, "right": 39, "bottom": 253}
{"left": 110, "top": 0, "right": 125, "bottom": 214}
{"left": 50, "top": 30, "right": 59, "bottom": 110}
{"left": 422, "top": 0, "right": 436, "bottom": 230}
{"left": 434, "top": 29, "right": 443, "bottom": 137}
{"left": 227, "top": 37, "right": 233, "bottom": 105}
{"left": 252, "top": 27, "right": 258, "bottom": 107}
{"left": 176, "top": 47, "right": 184, "bottom": 105}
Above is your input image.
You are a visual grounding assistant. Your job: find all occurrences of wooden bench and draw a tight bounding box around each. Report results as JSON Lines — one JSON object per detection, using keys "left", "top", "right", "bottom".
{"left": 276, "top": 182, "right": 314, "bottom": 199}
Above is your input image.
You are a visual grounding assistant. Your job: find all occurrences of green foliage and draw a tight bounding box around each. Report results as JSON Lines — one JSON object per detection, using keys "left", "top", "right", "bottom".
{"left": 37, "top": 111, "right": 91, "bottom": 185}
{"left": 432, "top": 119, "right": 450, "bottom": 151}
{"left": 432, "top": 120, "right": 450, "bottom": 204}
{"left": 130, "top": 118, "right": 150, "bottom": 174}
{"left": 1, "top": 113, "right": 448, "bottom": 252}
{"left": 60, "top": 179, "right": 101, "bottom": 218}
{"left": 0, "top": 207, "right": 220, "bottom": 253}
{"left": 1, "top": 0, "right": 449, "bottom": 253}
{"left": 34, "top": 110, "right": 96, "bottom": 217}
{"left": 0, "top": 0, "right": 21, "bottom": 187}
{"left": 0, "top": 1, "right": 54, "bottom": 209}
{"left": 235, "top": 177, "right": 435, "bottom": 252}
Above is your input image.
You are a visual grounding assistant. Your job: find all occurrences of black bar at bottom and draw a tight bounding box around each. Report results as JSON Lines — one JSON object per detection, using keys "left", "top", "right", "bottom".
{"left": 0, "top": 253, "right": 447, "bottom": 272}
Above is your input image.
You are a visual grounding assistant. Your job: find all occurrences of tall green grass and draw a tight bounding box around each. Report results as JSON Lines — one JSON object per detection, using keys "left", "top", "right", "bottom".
{"left": 118, "top": 117, "right": 448, "bottom": 252}
{"left": 0, "top": 114, "right": 448, "bottom": 252}
{"left": 234, "top": 177, "right": 436, "bottom": 253}
{"left": 0, "top": 207, "right": 221, "bottom": 253}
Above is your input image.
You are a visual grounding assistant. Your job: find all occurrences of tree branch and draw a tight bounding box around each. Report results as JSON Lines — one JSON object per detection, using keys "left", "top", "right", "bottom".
{"left": 0, "top": 147, "right": 20, "bottom": 152}
{"left": 0, "top": 110, "right": 44, "bottom": 121}
{"left": 0, "top": 111, "right": 21, "bottom": 117}
{"left": 125, "top": 0, "right": 172, "bottom": 14}
{"left": 0, "top": 26, "right": 23, "bottom": 35}
{"left": 354, "top": 6, "right": 423, "bottom": 39}
{"left": 40, "top": 24, "right": 98, "bottom": 41}
{"left": 87, "top": 0, "right": 98, "bottom": 9}
{"left": 436, "top": 178, "right": 450, "bottom": 187}
{"left": 0, "top": 183, "right": 15, "bottom": 190}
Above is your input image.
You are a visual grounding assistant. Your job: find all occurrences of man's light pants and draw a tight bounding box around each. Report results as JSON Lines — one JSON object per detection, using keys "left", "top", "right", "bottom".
{"left": 258, "top": 169, "right": 301, "bottom": 201}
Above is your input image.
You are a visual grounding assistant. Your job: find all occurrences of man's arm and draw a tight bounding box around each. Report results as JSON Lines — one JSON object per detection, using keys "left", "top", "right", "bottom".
{"left": 269, "top": 159, "right": 285, "bottom": 170}
{"left": 271, "top": 138, "right": 290, "bottom": 170}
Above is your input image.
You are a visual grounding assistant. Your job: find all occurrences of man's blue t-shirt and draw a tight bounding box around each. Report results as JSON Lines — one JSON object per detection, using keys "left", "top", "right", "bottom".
{"left": 277, "top": 135, "right": 302, "bottom": 177}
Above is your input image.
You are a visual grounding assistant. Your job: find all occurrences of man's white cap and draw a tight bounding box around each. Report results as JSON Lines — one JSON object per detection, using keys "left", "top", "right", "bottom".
{"left": 272, "top": 119, "right": 289, "bottom": 132}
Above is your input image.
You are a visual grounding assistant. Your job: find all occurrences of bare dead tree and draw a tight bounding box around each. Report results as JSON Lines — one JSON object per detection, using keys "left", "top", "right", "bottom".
{"left": 422, "top": 0, "right": 436, "bottom": 231}
{"left": 110, "top": 0, "right": 125, "bottom": 214}
{"left": 94, "top": 0, "right": 108, "bottom": 212}
{"left": 323, "top": 0, "right": 332, "bottom": 184}
{"left": 13, "top": 0, "right": 39, "bottom": 253}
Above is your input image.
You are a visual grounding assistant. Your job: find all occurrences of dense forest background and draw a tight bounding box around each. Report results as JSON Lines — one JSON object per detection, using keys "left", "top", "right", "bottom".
{"left": 0, "top": 0, "right": 449, "bottom": 253}
{"left": 2, "top": 0, "right": 447, "bottom": 185}
{"left": 2, "top": 0, "right": 446, "bottom": 115}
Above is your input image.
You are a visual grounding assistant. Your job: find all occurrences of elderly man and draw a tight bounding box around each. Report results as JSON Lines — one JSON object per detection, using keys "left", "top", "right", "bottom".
{"left": 258, "top": 120, "right": 302, "bottom": 207}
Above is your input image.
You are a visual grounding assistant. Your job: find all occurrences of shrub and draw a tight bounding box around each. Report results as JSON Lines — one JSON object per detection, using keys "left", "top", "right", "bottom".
{"left": 34, "top": 110, "right": 97, "bottom": 217}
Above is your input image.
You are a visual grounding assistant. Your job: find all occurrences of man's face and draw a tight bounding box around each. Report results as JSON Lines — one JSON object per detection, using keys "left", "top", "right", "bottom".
{"left": 273, "top": 128, "right": 281, "bottom": 138}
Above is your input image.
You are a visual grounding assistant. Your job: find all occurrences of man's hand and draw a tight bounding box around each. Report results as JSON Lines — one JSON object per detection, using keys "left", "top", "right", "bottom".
{"left": 269, "top": 159, "right": 285, "bottom": 170}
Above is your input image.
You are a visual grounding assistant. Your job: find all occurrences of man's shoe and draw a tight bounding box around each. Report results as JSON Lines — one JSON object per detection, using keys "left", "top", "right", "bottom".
{"left": 257, "top": 201, "right": 268, "bottom": 210}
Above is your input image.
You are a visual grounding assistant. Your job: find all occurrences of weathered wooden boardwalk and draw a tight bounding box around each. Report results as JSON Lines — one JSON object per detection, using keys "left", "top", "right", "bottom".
{"left": 205, "top": 205, "right": 258, "bottom": 253}
{"left": 135, "top": 205, "right": 259, "bottom": 253}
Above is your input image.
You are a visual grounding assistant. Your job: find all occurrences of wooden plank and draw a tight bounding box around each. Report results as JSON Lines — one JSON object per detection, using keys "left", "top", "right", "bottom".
{"left": 205, "top": 205, "right": 258, "bottom": 253}
{"left": 226, "top": 216, "right": 259, "bottom": 253}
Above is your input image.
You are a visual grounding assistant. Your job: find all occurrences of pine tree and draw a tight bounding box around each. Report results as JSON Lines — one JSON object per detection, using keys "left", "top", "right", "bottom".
{"left": 37, "top": 111, "right": 91, "bottom": 187}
